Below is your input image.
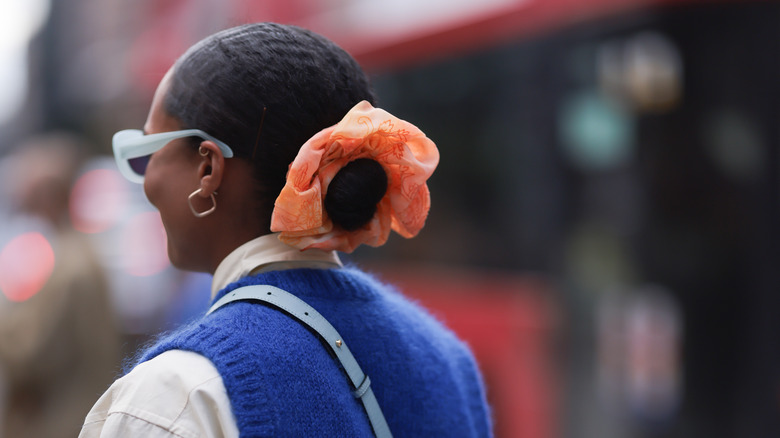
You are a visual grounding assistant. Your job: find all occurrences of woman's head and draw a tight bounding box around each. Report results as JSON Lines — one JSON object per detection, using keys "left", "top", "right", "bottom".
{"left": 164, "top": 23, "right": 376, "bottom": 220}
{"left": 140, "top": 23, "right": 382, "bottom": 271}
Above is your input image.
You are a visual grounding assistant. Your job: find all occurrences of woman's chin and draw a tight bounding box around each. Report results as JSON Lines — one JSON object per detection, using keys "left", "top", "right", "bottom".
{"left": 166, "top": 244, "right": 192, "bottom": 271}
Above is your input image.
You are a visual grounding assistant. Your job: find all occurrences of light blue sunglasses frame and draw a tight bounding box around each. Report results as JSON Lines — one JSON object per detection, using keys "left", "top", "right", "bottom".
{"left": 112, "top": 129, "right": 235, "bottom": 184}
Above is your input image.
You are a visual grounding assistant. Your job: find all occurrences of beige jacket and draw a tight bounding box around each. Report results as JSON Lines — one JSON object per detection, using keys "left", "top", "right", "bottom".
{"left": 0, "top": 230, "right": 122, "bottom": 438}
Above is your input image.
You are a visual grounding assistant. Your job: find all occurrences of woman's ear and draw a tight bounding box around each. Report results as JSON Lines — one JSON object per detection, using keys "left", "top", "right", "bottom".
{"left": 196, "top": 140, "right": 225, "bottom": 197}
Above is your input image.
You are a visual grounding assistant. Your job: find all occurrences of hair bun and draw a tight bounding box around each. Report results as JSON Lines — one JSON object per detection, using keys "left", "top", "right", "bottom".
{"left": 324, "top": 159, "right": 388, "bottom": 231}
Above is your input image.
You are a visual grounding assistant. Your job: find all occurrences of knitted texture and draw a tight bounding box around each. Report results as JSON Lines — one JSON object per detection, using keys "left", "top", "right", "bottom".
{"left": 137, "top": 267, "right": 492, "bottom": 437}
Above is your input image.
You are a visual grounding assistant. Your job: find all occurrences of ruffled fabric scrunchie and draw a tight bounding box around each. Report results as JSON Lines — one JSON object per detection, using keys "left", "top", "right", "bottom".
{"left": 270, "top": 100, "right": 439, "bottom": 253}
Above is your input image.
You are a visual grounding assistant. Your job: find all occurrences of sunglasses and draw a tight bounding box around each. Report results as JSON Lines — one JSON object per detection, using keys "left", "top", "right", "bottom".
{"left": 112, "top": 129, "right": 234, "bottom": 183}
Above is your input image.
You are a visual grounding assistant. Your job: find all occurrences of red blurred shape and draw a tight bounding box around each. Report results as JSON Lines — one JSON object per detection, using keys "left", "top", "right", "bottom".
{"left": 70, "top": 168, "right": 127, "bottom": 234}
{"left": 0, "top": 232, "right": 55, "bottom": 302}
{"left": 380, "top": 267, "right": 559, "bottom": 438}
{"left": 232, "top": 0, "right": 732, "bottom": 72}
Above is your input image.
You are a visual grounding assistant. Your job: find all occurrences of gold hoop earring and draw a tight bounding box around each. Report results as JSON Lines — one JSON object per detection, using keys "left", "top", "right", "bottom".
{"left": 199, "top": 147, "right": 209, "bottom": 157}
{"left": 188, "top": 188, "right": 216, "bottom": 218}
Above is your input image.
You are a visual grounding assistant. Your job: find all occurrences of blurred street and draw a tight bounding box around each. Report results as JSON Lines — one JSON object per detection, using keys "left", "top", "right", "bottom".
{"left": 1, "top": 1, "right": 779, "bottom": 437}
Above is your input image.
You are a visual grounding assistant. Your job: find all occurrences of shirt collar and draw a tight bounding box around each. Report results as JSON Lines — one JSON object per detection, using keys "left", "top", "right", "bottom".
{"left": 211, "top": 233, "right": 342, "bottom": 298}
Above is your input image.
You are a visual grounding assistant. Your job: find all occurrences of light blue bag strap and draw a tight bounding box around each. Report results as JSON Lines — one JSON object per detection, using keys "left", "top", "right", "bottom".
{"left": 206, "top": 285, "right": 393, "bottom": 438}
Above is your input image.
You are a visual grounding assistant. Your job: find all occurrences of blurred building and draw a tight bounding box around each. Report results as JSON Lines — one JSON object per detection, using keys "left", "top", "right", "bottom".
{"left": 2, "top": 1, "right": 779, "bottom": 437}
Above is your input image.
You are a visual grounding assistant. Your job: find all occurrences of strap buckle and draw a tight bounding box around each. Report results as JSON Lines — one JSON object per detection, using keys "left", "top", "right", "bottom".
{"left": 353, "top": 375, "right": 371, "bottom": 399}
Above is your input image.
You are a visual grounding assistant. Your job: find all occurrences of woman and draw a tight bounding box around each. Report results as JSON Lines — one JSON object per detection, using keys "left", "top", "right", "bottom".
{"left": 81, "top": 23, "right": 492, "bottom": 437}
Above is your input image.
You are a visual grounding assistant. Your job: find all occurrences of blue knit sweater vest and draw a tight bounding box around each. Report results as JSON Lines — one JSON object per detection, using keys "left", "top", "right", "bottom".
{"left": 137, "top": 267, "right": 492, "bottom": 437}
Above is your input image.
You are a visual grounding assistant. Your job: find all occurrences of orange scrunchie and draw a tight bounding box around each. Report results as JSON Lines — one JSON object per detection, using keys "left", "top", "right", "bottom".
{"left": 270, "top": 100, "right": 439, "bottom": 253}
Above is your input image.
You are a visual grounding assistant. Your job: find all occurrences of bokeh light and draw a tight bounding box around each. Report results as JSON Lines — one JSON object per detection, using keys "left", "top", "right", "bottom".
{"left": 559, "top": 91, "right": 635, "bottom": 171}
{"left": 70, "top": 168, "right": 128, "bottom": 234}
{"left": 120, "top": 211, "right": 169, "bottom": 277}
{"left": 0, "top": 232, "right": 55, "bottom": 302}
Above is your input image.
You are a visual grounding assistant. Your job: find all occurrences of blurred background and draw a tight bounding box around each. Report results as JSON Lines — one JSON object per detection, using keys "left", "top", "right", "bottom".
{"left": 0, "top": 0, "right": 779, "bottom": 437}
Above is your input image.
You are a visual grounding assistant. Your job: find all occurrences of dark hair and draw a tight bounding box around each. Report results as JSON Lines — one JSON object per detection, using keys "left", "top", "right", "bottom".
{"left": 164, "top": 23, "right": 384, "bottom": 231}
{"left": 324, "top": 159, "right": 388, "bottom": 231}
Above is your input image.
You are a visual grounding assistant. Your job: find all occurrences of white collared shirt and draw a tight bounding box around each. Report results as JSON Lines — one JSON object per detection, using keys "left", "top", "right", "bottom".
{"left": 210, "top": 233, "right": 341, "bottom": 299}
{"left": 79, "top": 234, "right": 342, "bottom": 438}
